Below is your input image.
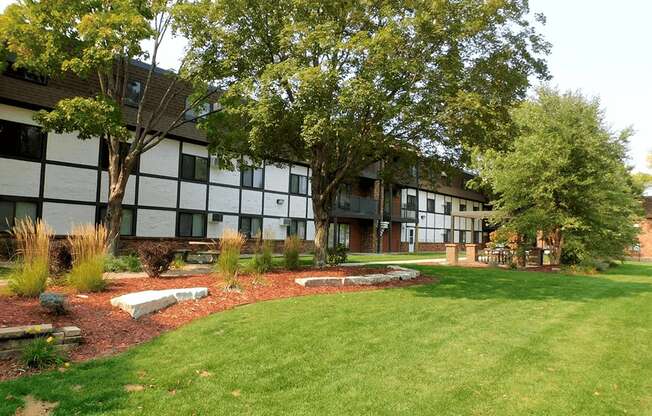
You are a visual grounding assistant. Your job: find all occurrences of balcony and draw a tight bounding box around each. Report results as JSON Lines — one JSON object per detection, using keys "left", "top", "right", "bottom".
{"left": 332, "top": 196, "right": 379, "bottom": 219}
{"left": 384, "top": 206, "right": 417, "bottom": 223}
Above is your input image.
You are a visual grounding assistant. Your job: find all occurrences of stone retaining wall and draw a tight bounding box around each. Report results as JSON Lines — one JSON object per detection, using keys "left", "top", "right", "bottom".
{"left": 0, "top": 324, "right": 82, "bottom": 359}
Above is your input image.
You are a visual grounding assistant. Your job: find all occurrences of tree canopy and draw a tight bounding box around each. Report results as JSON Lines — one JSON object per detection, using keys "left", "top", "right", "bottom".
{"left": 177, "top": 0, "right": 550, "bottom": 263}
{"left": 474, "top": 87, "right": 642, "bottom": 264}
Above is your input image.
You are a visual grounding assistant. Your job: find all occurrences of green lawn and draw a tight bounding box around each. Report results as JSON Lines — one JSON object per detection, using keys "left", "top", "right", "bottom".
{"left": 2, "top": 263, "right": 652, "bottom": 415}
{"left": 238, "top": 251, "right": 446, "bottom": 267}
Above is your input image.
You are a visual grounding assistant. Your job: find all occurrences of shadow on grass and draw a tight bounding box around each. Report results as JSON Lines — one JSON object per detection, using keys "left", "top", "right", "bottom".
{"left": 601, "top": 262, "right": 652, "bottom": 277}
{"left": 408, "top": 264, "right": 652, "bottom": 302}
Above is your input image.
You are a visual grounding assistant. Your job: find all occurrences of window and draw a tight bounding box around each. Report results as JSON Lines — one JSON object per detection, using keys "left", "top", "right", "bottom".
{"left": 0, "top": 199, "right": 38, "bottom": 232}
{"left": 328, "top": 223, "right": 350, "bottom": 248}
{"left": 427, "top": 198, "right": 435, "bottom": 213}
{"left": 0, "top": 119, "right": 45, "bottom": 161}
{"left": 444, "top": 201, "right": 452, "bottom": 215}
{"left": 406, "top": 195, "right": 417, "bottom": 210}
{"left": 185, "top": 97, "right": 213, "bottom": 121}
{"left": 3, "top": 57, "right": 47, "bottom": 85}
{"left": 442, "top": 229, "right": 452, "bottom": 243}
{"left": 459, "top": 204, "right": 467, "bottom": 212}
{"left": 99, "top": 139, "right": 138, "bottom": 171}
{"left": 241, "top": 166, "right": 263, "bottom": 188}
{"left": 178, "top": 212, "right": 206, "bottom": 238}
{"left": 288, "top": 219, "right": 306, "bottom": 239}
{"left": 99, "top": 206, "right": 135, "bottom": 236}
{"left": 473, "top": 231, "right": 482, "bottom": 244}
{"left": 459, "top": 230, "right": 466, "bottom": 244}
{"left": 290, "top": 174, "right": 308, "bottom": 195}
{"left": 125, "top": 80, "right": 142, "bottom": 107}
{"left": 473, "top": 205, "right": 480, "bottom": 212}
{"left": 337, "top": 184, "right": 352, "bottom": 209}
{"left": 181, "top": 154, "right": 209, "bottom": 181}
{"left": 240, "top": 216, "right": 262, "bottom": 238}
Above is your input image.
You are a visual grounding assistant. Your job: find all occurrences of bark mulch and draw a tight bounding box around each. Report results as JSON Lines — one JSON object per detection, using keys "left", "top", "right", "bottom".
{"left": 0, "top": 266, "right": 434, "bottom": 381}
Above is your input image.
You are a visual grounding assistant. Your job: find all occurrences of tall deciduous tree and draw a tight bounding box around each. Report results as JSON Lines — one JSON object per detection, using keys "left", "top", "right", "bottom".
{"left": 474, "top": 87, "right": 642, "bottom": 264}
{"left": 0, "top": 0, "right": 217, "bottom": 253}
{"left": 177, "top": 0, "right": 549, "bottom": 265}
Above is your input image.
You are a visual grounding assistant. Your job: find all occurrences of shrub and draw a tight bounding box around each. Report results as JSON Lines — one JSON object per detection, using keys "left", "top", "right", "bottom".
{"left": 250, "top": 230, "right": 274, "bottom": 274}
{"left": 170, "top": 257, "right": 186, "bottom": 270}
{"left": 105, "top": 254, "right": 142, "bottom": 272}
{"left": 8, "top": 218, "right": 53, "bottom": 297}
{"left": 21, "top": 336, "right": 63, "bottom": 369}
{"left": 138, "top": 244, "right": 175, "bottom": 278}
{"left": 50, "top": 241, "right": 72, "bottom": 276}
{"left": 67, "top": 224, "right": 108, "bottom": 292}
{"left": 327, "top": 243, "right": 348, "bottom": 266}
{"left": 284, "top": 235, "right": 302, "bottom": 270}
{"left": 216, "top": 229, "right": 246, "bottom": 289}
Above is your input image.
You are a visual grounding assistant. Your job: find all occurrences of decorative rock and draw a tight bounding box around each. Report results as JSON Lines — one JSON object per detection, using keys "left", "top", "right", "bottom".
{"left": 0, "top": 324, "right": 54, "bottom": 340}
{"left": 110, "top": 287, "right": 209, "bottom": 319}
{"left": 296, "top": 266, "right": 420, "bottom": 287}
{"left": 39, "top": 292, "right": 68, "bottom": 315}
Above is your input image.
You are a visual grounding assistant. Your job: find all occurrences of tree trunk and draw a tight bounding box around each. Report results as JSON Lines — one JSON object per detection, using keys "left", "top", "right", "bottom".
{"left": 105, "top": 139, "right": 135, "bottom": 256}
{"left": 547, "top": 228, "right": 563, "bottom": 265}
{"left": 313, "top": 209, "right": 329, "bottom": 267}
{"left": 106, "top": 193, "right": 124, "bottom": 256}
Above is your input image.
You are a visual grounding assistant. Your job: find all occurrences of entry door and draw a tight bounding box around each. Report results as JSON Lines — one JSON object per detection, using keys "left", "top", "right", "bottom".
{"left": 408, "top": 229, "right": 415, "bottom": 253}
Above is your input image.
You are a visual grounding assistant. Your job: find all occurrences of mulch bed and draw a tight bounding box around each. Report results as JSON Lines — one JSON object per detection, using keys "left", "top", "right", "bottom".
{"left": 0, "top": 266, "right": 433, "bottom": 381}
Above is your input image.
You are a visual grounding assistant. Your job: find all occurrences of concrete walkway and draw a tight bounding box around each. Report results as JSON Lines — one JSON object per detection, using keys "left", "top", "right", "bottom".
{"left": 342, "top": 257, "right": 466, "bottom": 266}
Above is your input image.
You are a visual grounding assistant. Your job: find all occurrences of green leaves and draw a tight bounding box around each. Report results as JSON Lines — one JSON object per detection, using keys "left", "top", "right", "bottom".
{"left": 34, "top": 96, "right": 130, "bottom": 141}
{"left": 475, "top": 87, "right": 642, "bottom": 263}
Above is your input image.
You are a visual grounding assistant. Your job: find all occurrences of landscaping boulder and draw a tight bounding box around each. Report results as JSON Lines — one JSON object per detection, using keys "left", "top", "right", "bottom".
{"left": 39, "top": 292, "right": 68, "bottom": 315}
{"left": 110, "top": 287, "right": 209, "bottom": 319}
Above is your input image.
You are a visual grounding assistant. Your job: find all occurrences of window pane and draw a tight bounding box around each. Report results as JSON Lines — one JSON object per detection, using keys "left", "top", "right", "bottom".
{"left": 21, "top": 126, "right": 44, "bottom": 159}
{"left": 0, "top": 201, "right": 14, "bottom": 231}
{"left": 297, "top": 221, "right": 306, "bottom": 239}
{"left": 242, "top": 168, "right": 253, "bottom": 187}
{"left": 252, "top": 217, "right": 262, "bottom": 236}
{"left": 120, "top": 209, "right": 133, "bottom": 236}
{"left": 328, "top": 223, "right": 335, "bottom": 248}
{"left": 125, "top": 81, "right": 141, "bottom": 106}
{"left": 191, "top": 213, "right": 205, "bottom": 237}
{"left": 240, "top": 217, "right": 251, "bottom": 237}
{"left": 0, "top": 120, "right": 44, "bottom": 160}
{"left": 253, "top": 168, "right": 263, "bottom": 188}
{"left": 195, "top": 157, "right": 208, "bottom": 181}
{"left": 290, "top": 175, "right": 299, "bottom": 193}
{"left": 299, "top": 176, "right": 308, "bottom": 194}
{"left": 179, "top": 213, "right": 192, "bottom": 237}
{"left": 15, "top": 202, "right": 37, "bottom": 222}
{"left": 181, "top": 154, "right": 195, "bottom": 180}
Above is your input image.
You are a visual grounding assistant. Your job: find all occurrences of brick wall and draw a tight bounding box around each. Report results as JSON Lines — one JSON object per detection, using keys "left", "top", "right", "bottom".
{"left": 639, "top": 219, "right": 652, "bottom": 259}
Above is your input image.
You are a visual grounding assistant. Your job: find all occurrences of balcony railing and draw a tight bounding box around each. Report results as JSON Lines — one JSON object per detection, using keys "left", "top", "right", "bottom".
{"left": 384, "top": 206, "right": 417, "bottom": 223}
{"left": 332, "top": 196, "right": 379, "bottom": 219}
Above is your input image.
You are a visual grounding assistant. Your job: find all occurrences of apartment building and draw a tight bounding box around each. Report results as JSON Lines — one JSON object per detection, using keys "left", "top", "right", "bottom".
{"left": 0, "top": 61, "right": 487, "bottom": 254}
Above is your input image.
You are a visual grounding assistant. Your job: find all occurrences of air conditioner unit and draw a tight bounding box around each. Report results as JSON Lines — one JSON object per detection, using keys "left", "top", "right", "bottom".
{"left": 210, "top": 213, "right": 223, "bottom": 222}
{"left": 280, "top": 218, "right": 291, "bottom": 226}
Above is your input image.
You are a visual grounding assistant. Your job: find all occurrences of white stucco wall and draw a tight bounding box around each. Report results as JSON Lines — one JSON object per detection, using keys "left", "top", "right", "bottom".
{"left": 264, "top": 164, "right": 289, "bottom": 193}
{"left": 179, "top": 181, "right": 207, "bottom": 211}
{"left": 99, "top": 172, "right": 136, "bottom": 205}
{"left": 240, "top": 189, "right": 263, "bottom": 215}
{"left": 0, "top": 158, "right": 41, "bottom": 197}
{"left": 46, "top": 133, "right": 99, "bottom": 166}
{"left": 210, "top": 162, "right": 240, "bottom": 186}
{"left": 263, "top": 192, "right": 288, "bottom": 217}
{"left": 290, "top": 165, "right": 308, "bottom": 176}
{"left": 289, "top": 195, "right": 307, "bottom": 218}
{"left": 42, "top": 202, "right": 96, "bottom": 235}
{"left": 138, "top": 176, "right": 178, "bottom": 208}
{"left": 0, "top": 104, "right": 37, "bottom": 125}
{"left": 139, "top": 138, "right": 179, "bottom": 177}
{"left": 208, "top": 185, "right": 239, "bottom": 213}
{"left": 262, "top": 217, "right": 287, "bottom": 240}
{"left": 44, "top": 164, "right": 97, "bottom": 202}
{"left": 207, "top": 214, "right": 238, "bottom": 238}
{"left": 136, "top": 209, "right": 176, "bottom": 237}
{"left": 182, "top": 142, "right": 208, "bottom": 158}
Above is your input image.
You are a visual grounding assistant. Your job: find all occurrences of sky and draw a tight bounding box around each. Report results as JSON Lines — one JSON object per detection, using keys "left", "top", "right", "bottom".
{"left": 1, "top": 0, "right": 650, "bottom": 173}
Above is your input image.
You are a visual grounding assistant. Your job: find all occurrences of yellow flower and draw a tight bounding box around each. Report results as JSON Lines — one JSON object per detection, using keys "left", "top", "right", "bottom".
{"left": 64, "top": 362, "right": 70, "bottom": 368}
{"left": 46, "top": 336, "right": 54, "bottom": 343}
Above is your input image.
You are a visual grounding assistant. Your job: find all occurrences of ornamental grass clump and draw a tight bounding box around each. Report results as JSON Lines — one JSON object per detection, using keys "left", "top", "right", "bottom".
{"left": 8, "top": 218, "right": 53, "bottom": 297}
{"left": 21, "top": 336, "right": 63, "bottom": 369}
{"left": 284, "top": 235, "right": 302, "bottom": 270}
{"left": 216, "top": 229, "right": 246, "bottom": 290}
{"left": 67, "top": 224, "right": 108, "bottom": 292}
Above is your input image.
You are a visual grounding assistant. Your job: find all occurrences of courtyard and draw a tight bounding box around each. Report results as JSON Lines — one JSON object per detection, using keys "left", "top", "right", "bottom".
{"left": 2, "top": 262, "right": 651, "bottom": 415}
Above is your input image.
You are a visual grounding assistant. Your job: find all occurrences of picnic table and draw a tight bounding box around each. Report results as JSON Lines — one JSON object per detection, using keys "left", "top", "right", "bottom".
{"left": 174, "top": 242, "right": 220, "bottom": 263}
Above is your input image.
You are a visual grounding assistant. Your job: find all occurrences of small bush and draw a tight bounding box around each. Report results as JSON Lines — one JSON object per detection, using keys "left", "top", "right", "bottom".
{"left": 327, "top": 243, "right": 348, "bottom": 266}
{"left": 50, "top": 242, "right": 72, "bottom": 275}
{"left": 250, "top": 230, "right": 274, "bottom": 274}
{"left": 105, "top": 254, "right": 142, "bottom": 273}
{"left": 284, "top": 235, "right": 302, "bottom": 270}
{"left": 138, "top": 244, "right": 175, "bottom": 278}
{"left": 21, "top": 336, "right": 63, "bottom": 369}
{"left": 8, "top": 218, "right": 53, "bottom": 297}
{"left": 170, "top": 257, "right": 186, "bottom": 270}
{"left": 67, "top": 224, "right": 108, "bottom": 292}
{"left": 9, "top": 259, "right": 50, "bottom": 297}
{"left": 217, "top": 229, "right": 246, "bottom": 290}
